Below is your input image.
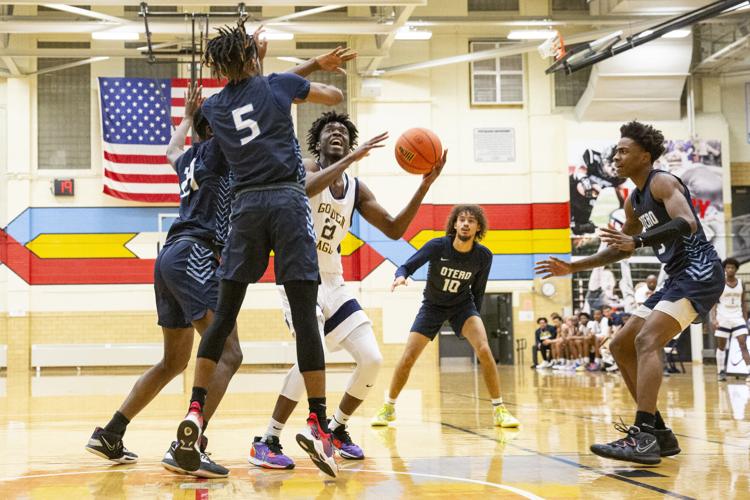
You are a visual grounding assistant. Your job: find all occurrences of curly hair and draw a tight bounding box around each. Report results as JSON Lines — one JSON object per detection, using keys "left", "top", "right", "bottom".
{"left": 723, "top": 257, "right": 740, "bottom": 269}
{"left": 306, "top": 111, "right": 359, "bottom": 159}
{"left": 445, "top": 204, "right": 488, "bottom": 242}
{"left": 620, "top": 121, "right": 665, "bottom": 163}
{"left": 203, "top": 18, "right": 258, "bottom": 83}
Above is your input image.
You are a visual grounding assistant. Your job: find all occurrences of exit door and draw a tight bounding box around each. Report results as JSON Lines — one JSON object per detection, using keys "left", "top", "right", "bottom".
{"left": 482, "top": 293, "right": 514, "bottom": 365}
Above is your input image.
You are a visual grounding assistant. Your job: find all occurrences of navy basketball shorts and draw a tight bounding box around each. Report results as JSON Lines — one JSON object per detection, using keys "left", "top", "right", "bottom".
{"left": 411, "top": 300, "right": 481, "bottom": 341}
{"left": 218, "top": 185, "right": 318, "bottom": 284}
{"left": 154, "top": 239, "right": 219, "bottom": 329}
{"left": 634, "top": 260, "right": 724, "bottom": 330}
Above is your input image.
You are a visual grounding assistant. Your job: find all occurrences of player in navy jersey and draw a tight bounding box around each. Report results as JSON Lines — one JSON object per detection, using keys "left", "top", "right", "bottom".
{"left": 173, "top": 21, "right": 347, "bottom": 478}
{"left": 537, "top": 121, "right": 724, "bottom": 465}
{"left": 86, "top": 84, "right": 241, "bottom": 478}
{"left": 371, "top": 205, "right": 520, "bottom": 428}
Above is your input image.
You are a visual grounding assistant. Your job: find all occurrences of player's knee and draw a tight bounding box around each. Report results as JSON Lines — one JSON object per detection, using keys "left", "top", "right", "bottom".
{"left": 634, "top": 330, "right": 660, "bottom": 353}
{"left": 475, "top": 342, "right": 493, "bottom": 360}
{"left": 160, "top": 356, "right": 189, "bottom": 378}
{"left": 362, "top": 350, "right": 383, "bottom": 375}
{"left": 221, "top": 340, "right": 243, "bottom": 373}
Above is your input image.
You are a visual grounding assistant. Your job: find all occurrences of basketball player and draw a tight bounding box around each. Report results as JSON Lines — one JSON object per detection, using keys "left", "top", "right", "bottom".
{"left": 371, "top": 205, "right": 520, "bottom": 428}
{"left": 171, "top": 20, "right": 349, "bottom": 478}
{"left": 536, "top": 121, "right": 724, "bottom": 465}
{"left": 249, "top": 112, "right": 445, "bottom": 469}
{"left": 712, "top": 258, "right": 750, "bottom": 383}
{"left": 86, "top": 84, "right": 240, "bottom": 478}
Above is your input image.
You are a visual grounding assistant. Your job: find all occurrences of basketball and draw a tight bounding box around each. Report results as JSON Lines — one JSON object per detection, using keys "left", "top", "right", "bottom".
{"left": 395, "top": 128, "right": 443, "bottom": 175}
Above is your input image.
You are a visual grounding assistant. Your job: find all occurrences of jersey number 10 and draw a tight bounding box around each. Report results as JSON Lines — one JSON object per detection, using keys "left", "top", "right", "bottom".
{"left": 232, "top": 104, "right": 261, "bottom": 145}
{"left": 442, "top": 278, "right": 460, "bottom": 293}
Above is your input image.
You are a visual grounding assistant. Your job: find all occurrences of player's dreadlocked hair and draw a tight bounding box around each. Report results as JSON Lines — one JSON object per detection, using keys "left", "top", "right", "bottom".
{"left": 445, "top": 204, "right": 488, "bottom": 242}
{"left": 306, "top": 111, "right": 359, "bottom": 159}
{"left": 620, "top": 121, "right": 666, "bottom": 163}
{"left": 203, "top": 18, "right": 258, "bottom": 83}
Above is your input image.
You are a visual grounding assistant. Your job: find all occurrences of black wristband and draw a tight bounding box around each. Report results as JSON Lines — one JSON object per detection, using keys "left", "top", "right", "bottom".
{"left": 633, "top": 235, "right": 644, "bottom": 249}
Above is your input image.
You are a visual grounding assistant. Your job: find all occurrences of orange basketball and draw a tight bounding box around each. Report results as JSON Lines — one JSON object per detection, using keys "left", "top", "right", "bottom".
{"left": 394, "top": 128, "right": 443, "bottom": 175}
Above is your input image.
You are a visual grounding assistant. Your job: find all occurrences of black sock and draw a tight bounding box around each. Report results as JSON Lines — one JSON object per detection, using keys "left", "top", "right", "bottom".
{"left": 654, "top": 410, "right": 667, "bottom": 430}
{"left": 308, "top": 397, "right": 329, "bottom": 432}
{"left": 104, "top": 411, "right": 130, "bottom": 437}
{"left": 191, "top": 387, "right": 208, "bottom": 409}
{"left": 635, "top": 411, "right": 656, "bottom": 432}
{"left": 589, "top": 352, "right": 595, "bottom": 363}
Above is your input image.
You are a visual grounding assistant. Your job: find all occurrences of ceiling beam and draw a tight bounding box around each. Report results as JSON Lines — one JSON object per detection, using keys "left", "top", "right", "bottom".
{"left": 40, "top": 3, "right": 129, "bottom": 24}
{"left": 6, "top": 0, "right": 427, "bottom": 5}
{"left": 364, "top": 5, "right": 414, "bottom": 74}
{"left": 1, "top": 56, "right": 21, "bottom": 75}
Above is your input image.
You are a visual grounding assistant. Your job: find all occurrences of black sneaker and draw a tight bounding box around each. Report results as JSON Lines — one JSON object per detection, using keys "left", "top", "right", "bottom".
{"left": 654, "top": 428, "right": 681, "bottom": 457}
{"left": 718, "top": 370, "right": 727, "bottom": 382}
{"left": 162, "top": 439, "right": 228, "bottom": 478}
{"left": 85, "top": 427, "right": 138, "bottom": 464}
{"left": 590, "top": 422, "right": 661, "bottom": 465}
{"left": 161, "top": 441, "right": 186, "bottom": 475}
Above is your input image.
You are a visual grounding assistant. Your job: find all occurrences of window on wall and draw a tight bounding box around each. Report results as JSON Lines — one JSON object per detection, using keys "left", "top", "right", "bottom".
{"left": 554, "top": 65, "right": 592, "bottom": 107}
{"left": 295, "top": 70, "right": 348, "bottom": 158}
{"left": 470, "top": 41, "right": 524, "bottom": 105}
{"left": 37, "top": 41, "right": 91, "bottom": 170}
{"left": 124, "top": 42, "right": 179, "bottom": 79}
{"left": 552, "top": 0, "right": 591, "bottom": 11}
{"left": 468, "top": 0, "right": 519, "bottom": 12}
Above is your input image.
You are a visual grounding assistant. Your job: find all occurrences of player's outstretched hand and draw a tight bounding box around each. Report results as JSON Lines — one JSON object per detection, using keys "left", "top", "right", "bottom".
{"left": 422, "top": 149, "right": 448, "bottom": 187}
{"left": 184, "top": 83, "right": 203, "bottom": 118}
{"left": 252, "top": 25, "right": 269, "bottom": 62}
{"left": 534, "top": 256, "right": 572, "bottom": 279}
{"left": 599, "top": 227, "right": 635, "bottom": 252}
{"left": 316, "top": 46, "right": 358, "bottom": 74}
{"left": 391, "top": 276, "right": 407, "bottom": 292}
{"left": 349, "top": 132, "right": 388, "bottom": 162}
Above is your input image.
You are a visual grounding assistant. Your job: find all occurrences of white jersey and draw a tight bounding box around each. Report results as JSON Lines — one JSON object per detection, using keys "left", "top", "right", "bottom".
{"left": 309, "top": 172, "right": 358, "bottom": 274}
{"left": 717, "top": 279, "right": 744, "bottom": 319}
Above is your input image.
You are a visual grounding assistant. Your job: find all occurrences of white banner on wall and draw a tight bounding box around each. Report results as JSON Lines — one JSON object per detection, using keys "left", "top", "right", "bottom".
{"left": 473, "top": 128, "right": 515, "bottom": 162}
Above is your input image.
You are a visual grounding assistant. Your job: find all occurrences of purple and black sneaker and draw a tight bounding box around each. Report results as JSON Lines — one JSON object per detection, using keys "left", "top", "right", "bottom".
{"left": 330, "top": 424, "right": 364, "bottom": 460}
{"left": 248, "top": 436, "right": 295, "bottom": 470}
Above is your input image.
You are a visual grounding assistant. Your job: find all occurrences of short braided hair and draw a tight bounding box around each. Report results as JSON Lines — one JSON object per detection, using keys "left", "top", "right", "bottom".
{"left": 620, "top": 121, "right": 665, "bottom": 164}
{"left": 203, "top": 18, "right": 258, "bottom": 83}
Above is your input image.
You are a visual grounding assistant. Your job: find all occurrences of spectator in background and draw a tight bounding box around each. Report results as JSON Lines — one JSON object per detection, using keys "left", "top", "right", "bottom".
{"left": 532, "top": 317, "right": 556, "bottom": 368}
{"left": 634, "top": 274, "right": 658, "bottom": 307}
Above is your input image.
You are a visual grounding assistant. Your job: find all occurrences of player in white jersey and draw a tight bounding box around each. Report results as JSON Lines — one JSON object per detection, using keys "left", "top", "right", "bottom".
{"left": 712, "top": 258, "right": 750, "bottom": 382}
{"left": 248, "top": 111, "right": 446, "bottom": 468}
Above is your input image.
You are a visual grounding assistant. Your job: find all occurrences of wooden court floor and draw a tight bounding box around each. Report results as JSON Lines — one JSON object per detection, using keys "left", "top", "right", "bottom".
{"left": 1, "top": 361, "right": 748, "bottom": 499}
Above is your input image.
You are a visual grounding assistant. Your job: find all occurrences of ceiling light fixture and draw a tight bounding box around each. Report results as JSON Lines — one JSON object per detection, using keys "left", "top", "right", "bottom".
{"left": 395, "top": 27, "right": 432, "bottom": 40}
{"left": 507, "top": 30, "right": 557, "bottom": 40}
{"left": 92, "top": 30, "right": 139, "bottom": 41}
{"left": 259, "top": 30, "right": 294, "bottom": 41}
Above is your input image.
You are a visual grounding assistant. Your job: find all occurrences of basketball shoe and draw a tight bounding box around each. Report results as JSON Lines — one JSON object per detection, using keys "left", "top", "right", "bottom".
{"left": 653, "top": 428, "right": 681, "bottom": 457}
{"left": 249, "top": 436, "right": 295, "bottom": 469}
{"left": 371, "top": 403, "right": 396, "bottom": 426}
{"left": 295, "top": 413, "right": 337, "bottom": 478}
{"left": 162, "top": 440, "right": 229, "bottom": 478}
{"left": 590, "top": 422, "right": 661, "bottom": 465}
{"left": 174, "top": 401, "right": 204, "bottom": 472}
{"left": 493, "top": 405, "right": 520, "bottom": 428}
{"left": 85, "top": 427, "right": 138, "bottom": 464}
{"left": 329, "top": 423, "right": 364, "bottom": 460}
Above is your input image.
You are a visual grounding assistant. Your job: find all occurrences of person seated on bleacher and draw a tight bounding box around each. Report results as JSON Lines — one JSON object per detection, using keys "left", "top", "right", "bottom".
{"left": 532, "top": 317, "right": 556, "bottom": 368}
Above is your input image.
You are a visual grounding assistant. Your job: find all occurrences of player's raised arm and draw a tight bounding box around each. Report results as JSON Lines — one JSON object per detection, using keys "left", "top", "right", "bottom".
{"left": 359, "top": 150, "right": 447, "bottom": 240}
{"left": 391, "top": 238, "right": 441, "bottom": 291}
{"left": 304, "top": 132, "right": 388, "bottom": 197}
{"left": 298, "top": 82, "right": 344, "bottom": 106}
{"left": 287, "top": 46, "right": 358, "bottom": 78}
{"left": 166, "top": 84, "right": 202, "bottom": 168}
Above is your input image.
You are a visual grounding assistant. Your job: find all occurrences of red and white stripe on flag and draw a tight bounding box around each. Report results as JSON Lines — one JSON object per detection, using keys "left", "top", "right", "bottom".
{"left": 100, "top": 77, "right": 225, "bottom": 203}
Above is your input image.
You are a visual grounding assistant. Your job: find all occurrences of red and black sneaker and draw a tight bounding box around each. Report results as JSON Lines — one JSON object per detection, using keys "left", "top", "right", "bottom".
{"left": 174, "top": 401, "right": 204, "bottom": 472}
{"left": 295, "top": 412, "right": 338, "bottom": 478}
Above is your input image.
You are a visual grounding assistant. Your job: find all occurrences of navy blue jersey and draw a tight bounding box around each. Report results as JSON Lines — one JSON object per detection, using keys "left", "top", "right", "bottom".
{"left": 396, "top": 236, "right": 492, "bottom": 310}
{"left": 165, "top": 138, "right": 232, "bottom": 248}
{"left": 201, "top": 73, "right": 310, "bottom": 190}
{"left": 630, "top": 169, "right": 720, "bottom": 279}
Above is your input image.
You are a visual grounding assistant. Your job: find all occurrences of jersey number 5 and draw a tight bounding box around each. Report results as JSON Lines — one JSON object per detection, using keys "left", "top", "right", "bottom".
{"left": 442, "top": 279, "right": 460, "bottom": 293}
{"left": 232, "top": 104, "right": 261, "bottom": 146}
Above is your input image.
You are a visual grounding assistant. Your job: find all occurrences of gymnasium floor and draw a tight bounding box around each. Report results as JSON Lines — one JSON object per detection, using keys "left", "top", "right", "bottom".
{"left": 1, "top": 362, "right": 748, "bottom": 499}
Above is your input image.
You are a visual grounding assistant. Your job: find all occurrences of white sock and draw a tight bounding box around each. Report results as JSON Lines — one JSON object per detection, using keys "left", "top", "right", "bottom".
{"left": 717, "top": 348, "right": 726, "bottom": 373}
{"left": 595, "top": 357, "right": 601, "bottom": 363}
{"left": 329, "top": 407, "right": 351, "bottom": 431}
{"left": 264, "top": 418, "right": 285, "bottom": 440}
{"left": 386, "top": 397, "right": 396, "bottom": 406}
{"left": 491, "top": 398, "right": 503, "bottom": 407}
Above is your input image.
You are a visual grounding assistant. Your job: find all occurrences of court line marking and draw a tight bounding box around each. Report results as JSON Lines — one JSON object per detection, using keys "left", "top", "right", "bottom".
{"left": 294, "top": 466, "right": 543, "bottom": 499}
{"left": 441, "top": 422, "right": 695, "bottom": 500}
{"left": 0, "top": 463, "right": 542, "bottom": 499}
{"left": 441, "top": 389, "right": 750, "bottom": 450}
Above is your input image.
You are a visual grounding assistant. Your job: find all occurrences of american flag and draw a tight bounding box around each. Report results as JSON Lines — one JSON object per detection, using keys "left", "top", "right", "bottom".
{"left": 98, "top": 77, "right": 224, "bottom": 203}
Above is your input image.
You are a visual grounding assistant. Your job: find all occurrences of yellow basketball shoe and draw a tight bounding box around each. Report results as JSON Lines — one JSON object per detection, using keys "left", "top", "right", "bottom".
{"left": 371, "top": 403, "right": 396, "bottom": 426}
{"left": 493, "top": 405, "right": 520, "bottom": 428}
